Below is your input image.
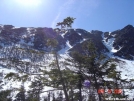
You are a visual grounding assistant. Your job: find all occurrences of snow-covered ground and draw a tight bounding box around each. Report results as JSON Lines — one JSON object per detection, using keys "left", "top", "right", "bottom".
{"left": 102, "top": 32, "right": 120, "bottom": 54}
{"left": 101, "top": 32, "right": 134, "bottom": 99}
{"left": 58, "top": 40, "right": 73, "bottom": 54}
{"left": 101, "top": 32, "right": 134, "bottom": 80}
{"left": 0, "top": 31, "right": 134, "bottom": 100}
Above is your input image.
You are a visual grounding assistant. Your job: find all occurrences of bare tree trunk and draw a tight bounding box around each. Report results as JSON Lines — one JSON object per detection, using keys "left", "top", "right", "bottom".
{"left": 78, "top": 67, "right": 82, "bottom": 101}
{"left": 54, "top": 53, "right": 69, "bottom": 101}
{"left": 70, "top": 86, "right": 74, "bottom": 101}
{"left": 93, "top": 72, "right": 101, "bottom": 101}
{"left": 79, "top": 78, "right": 82, "bottom": 101}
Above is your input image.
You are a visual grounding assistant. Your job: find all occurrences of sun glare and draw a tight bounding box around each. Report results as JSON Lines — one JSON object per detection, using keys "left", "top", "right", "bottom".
{"left": 15, "top": 0, "right": 41, "bottom": 7}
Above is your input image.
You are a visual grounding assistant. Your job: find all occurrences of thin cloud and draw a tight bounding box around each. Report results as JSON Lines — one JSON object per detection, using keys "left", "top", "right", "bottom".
{"left": 51, "top": 12, "right": 61, "bottom": 28}
{"left": 51, "top": 0, "right": 99, "bottom": 28}
{"left": 51, "top": 0, "right": 76, "bottom": 28}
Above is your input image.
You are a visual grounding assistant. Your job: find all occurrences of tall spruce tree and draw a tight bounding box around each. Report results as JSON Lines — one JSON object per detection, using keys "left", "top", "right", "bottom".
{"left": 44, "top": 17, "right": 76, "bottom": 101}
{"left": 65, "top": 40, "right": 129, "bottom": 101}
{"left": 46, "top": 38, "right": 69, "bottom": 101}
{"left": 0, "top": 90, "right": 12, "bottom": 101}
{"left": 14, "top": 84, "right": 25, "bottom": 101}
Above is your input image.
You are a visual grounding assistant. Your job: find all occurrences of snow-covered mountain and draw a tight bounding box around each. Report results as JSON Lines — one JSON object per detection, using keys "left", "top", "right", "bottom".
{"left": 0, "top": 24, "right": 134, "bottom": 59}
{"left": 0, "top": 24, "right": 134, "bottom": 100}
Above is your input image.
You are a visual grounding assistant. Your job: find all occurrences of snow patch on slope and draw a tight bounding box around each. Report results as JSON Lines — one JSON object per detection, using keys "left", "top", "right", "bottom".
{"left": 78, "top": 33, "right": 81, "bottom": 36}
{"left": 58, "top": 40, "right": 73, "bottom": 54}
{"left": 115, "top": 57, "right": 134, "bottom": 80}
{"left": 61, "top": 31, "right": 68, "bottom": 38}
{"left": 102, "top": 32, "right": 134, "bottom": 80}
{"left": 102, "top": 32, "right": 122, "bottom": 54}
{"left": 0, "top": 65, "right": 58, "bottom": 101}
{"left": 101, "top": 32, "right": 134, "bottom": 98}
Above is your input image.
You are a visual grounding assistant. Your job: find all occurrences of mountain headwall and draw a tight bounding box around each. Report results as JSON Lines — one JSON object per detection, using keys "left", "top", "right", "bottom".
{"left": 0, "top": 24, "right": 134, "bottom": 60}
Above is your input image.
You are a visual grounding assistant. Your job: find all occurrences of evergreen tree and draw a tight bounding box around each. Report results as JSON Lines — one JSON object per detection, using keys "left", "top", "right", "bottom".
{"left": 67, "top": 51, "right": 85, "bottom": 101}
{"left": 65, "top": 40, "right": 129, "bottom": 101}
{"left": 26, "top": 76, "right": 44, "bottom": 101}
{"left": 54, "top": 17, "right": 75, "bottom": 33}
{"left": 43, "top": 16, "right": 76, "bottom": 101}
{"left": 0, "top": 90, "right": 12, "bottom": 101}
{"left": 14, "top": 84, "right": 25, "bottom": 101}
{"left": 46, "top": 39, "right": 69, "bottom": 100}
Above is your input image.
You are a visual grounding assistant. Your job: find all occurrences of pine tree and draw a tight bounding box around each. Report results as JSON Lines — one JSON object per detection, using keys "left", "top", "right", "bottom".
{"left": 65, "top": 40, "right": 128, "bottom": 101}
{"left": 52, "top": 93, "right": 55, "bottom": 101}
{"left": 0, "top": 90, "right": 12, "bottom": 101}
{"left": 43, "top": 16, "right": 76, "bottom": 101}
{"left": 54, "top": 17, "right": 75, "bottom": 33}
{"left": 46, "top": 39, "right": 69, "bottom": 100}
{"left": 26, "top": 76, "right": 44, "bottom": 101}
{"left": 67, "top": 51, "right": 85, "bottom": 101}
{"left": 14, "top": 84, "right": 25, "bottom": 101}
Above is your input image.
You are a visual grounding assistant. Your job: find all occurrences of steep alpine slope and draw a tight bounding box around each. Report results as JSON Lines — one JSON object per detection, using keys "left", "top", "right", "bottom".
{"left": 0, "top": 24, "right": 134, "bottom": 100}
{"left": 102, "top": 25, "right": 134, "bottom": 59}
{"left": 0, "top": 24, "right": 134, "bottom": 60}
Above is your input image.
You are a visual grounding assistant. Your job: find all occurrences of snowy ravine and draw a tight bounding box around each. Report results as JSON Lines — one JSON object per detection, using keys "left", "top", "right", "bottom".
{"left": 102, "top": 32, "right": 121, "bottom": 55}
{"left": 101, "top": 32, "right": 134, "bottom": 80}
{"left": 58, "top": 40, "right": 73, "bottom": 54}
{"left": 101, "top": 32, "right": 134, "bottom": 99}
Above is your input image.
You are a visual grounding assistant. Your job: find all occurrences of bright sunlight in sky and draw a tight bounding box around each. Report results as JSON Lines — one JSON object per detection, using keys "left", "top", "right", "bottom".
{"left": 0, "top": 0, "right": 134, "bottom": 32}
{"left": 14, "top": 0, "right": 42, "bottom": 7}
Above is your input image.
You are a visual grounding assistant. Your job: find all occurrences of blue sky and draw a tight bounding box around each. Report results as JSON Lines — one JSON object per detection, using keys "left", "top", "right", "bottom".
{"left": 0, "top": 0, "right": 134, "bottom": 32}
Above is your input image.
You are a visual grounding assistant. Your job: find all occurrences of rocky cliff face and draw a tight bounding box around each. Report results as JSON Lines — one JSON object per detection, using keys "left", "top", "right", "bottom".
{"left": 0, "top": 24, "right": 134, "bottom": 59}
{"left": 103, "top": 25, "right": 134, "bottom": 59}
{"left": 0, "top": 25, "right": 66, "bottom": 51}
